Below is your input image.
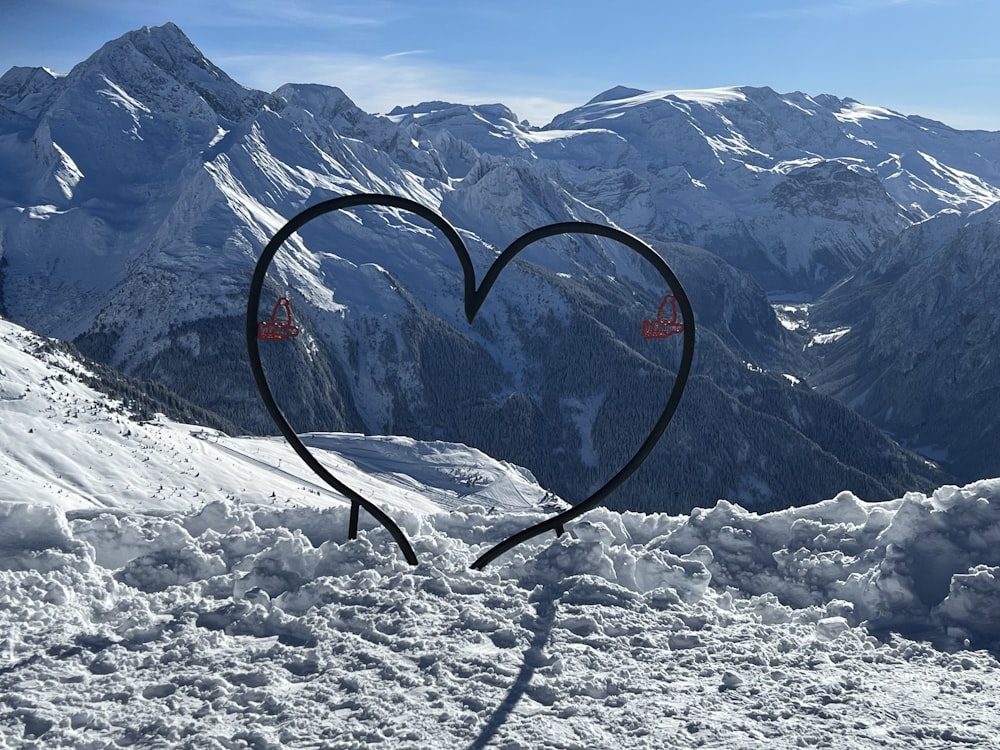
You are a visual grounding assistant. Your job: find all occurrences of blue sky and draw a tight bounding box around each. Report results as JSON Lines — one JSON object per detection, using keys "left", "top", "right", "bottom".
{"left": 1, "top": 0, "right": 997, "bottom": 129}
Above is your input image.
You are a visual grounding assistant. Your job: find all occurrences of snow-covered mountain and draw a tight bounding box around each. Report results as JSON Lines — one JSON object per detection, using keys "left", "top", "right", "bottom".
{"left": 2, "top": 314, "right": 1000, "bottom": 747}
{"left": 1, "top": 23, "right": 993, "bottom": 506}
{"left": 809, "top": 202, "right": 1000, "bottom": 481}
{"left": 396, "top": 85, "right": 1000, "bottom": 293}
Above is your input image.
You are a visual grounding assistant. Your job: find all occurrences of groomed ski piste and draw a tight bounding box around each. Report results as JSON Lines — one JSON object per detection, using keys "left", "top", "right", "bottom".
{"left": 2, "top": 316, "right": 999, "bottom": 749}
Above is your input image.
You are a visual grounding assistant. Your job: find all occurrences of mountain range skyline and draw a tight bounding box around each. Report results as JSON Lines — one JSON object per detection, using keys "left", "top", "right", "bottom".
{"left": 2, "top": 1, "right": 999, "bottom": 131}
{"left": 0, "top": 22, "right": 996, "bottom": 510}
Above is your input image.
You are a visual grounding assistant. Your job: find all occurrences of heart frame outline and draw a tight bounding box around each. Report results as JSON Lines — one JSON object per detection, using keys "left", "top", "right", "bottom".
{"left": 245, "top": 193, "right": 695, "bottom": 569}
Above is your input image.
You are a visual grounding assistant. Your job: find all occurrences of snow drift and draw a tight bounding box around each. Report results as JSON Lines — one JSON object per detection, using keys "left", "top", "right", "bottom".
{"left": 2, "top": 482, "right": 999, "bottom": 747}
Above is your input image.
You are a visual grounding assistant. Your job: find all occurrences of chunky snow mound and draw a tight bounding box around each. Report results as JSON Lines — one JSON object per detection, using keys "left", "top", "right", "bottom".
{"left": 2, "top": 480, "right": 998, "bottom": 747}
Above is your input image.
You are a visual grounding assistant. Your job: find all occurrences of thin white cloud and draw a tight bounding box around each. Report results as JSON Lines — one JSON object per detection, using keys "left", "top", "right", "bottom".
{"left": 380, "top": 50, "right": 428, "bottom": 61}
{"left": 220, "top": 51, "right": 460, "bottom": 105}
{"left": 748, "top": 0, "right": 941, "bottom": 20}
{"left": 196, "top": 0, "right": 396, "bottom": 29}
{"left": 220, "top": 51, "right": 582, "bottom": 125}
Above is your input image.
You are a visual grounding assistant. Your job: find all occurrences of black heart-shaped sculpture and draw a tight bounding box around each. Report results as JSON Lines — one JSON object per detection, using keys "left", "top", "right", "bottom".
{"left": 246, "top": 194, "right": 694, "bottom": 569}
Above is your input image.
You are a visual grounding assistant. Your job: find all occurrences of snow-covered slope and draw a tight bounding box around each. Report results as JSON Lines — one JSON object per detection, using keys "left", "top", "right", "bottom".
{"left": 2, "top": 315, "right": 999, "bottom": 748}
{"left": 0, "top": 318, "right": 547, "bottom": 516}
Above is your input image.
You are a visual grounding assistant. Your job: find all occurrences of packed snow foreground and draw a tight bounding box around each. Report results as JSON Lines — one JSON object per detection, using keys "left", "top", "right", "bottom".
{"left": 2, "top": 320, "right": 1000, "bottom": 748}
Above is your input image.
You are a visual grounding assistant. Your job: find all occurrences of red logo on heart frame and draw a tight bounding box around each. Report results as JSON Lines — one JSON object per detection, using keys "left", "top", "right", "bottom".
{"left": 643, "top": 295, "right": 685, "bottom": 340}
{"left": 257, "top": 297, "right": 300, "bottom": 341}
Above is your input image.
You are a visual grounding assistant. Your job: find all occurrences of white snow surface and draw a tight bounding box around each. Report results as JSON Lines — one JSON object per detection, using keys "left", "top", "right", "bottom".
{"left": 2, "top": 317, "right": 1000, "bottom": 748}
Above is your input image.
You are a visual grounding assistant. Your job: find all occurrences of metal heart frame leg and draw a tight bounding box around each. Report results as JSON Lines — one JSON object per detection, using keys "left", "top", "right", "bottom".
{"left": 245, "top": 195, "right": 457, "bottom": 566}
{"left": 245, "top": 193, "right": 695, "bottom": 570}
{"left": 467, "top": 223, "right": 695, "bottom": 568}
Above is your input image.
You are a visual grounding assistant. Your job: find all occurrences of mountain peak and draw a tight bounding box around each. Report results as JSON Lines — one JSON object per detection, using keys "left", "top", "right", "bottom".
{"left": 114, "top": 22, "right": 210, "bottom": 76}
{"left": 0, "top": 65, "right": 60, "bottom": 88}
{"left": 75, "top": 22, "right": 275, "bottom": 122}
{"left": 587, "top": 85, "right": 648, "bottom": 105}
{"left": 275, "top": 82, "right": 359, "bottom": 118}
{"left": 388, "top": 100, "right": 518, "bottom": 121}
{"left": 0, "top": 65, "right": 64, "bottom": 121}
{"left": 0, "top": 65, "right": 61, "bottom": 99}
{"left": 129, "top": 21, "right": 190, "bottom": 45}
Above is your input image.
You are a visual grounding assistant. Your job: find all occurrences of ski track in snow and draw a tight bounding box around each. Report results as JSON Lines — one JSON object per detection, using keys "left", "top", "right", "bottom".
{"left": 2, "top": 319, "right": 1000, "bottom": 748}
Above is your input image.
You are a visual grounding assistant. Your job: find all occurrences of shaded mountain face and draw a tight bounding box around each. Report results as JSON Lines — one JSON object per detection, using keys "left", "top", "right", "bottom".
{"left": 810, "top": 203, "right": 1000, "bottom": 483}
{"left": 0, "top": 23, "right": 978, "bottom": 511}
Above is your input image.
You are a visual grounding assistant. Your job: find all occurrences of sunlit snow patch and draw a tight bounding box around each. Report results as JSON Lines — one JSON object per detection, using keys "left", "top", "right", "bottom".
{"left": 808, "top": 326, "right": 851, "bottom": 346}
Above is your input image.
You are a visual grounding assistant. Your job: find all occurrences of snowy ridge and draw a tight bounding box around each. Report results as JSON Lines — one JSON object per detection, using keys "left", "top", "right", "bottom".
{"left": 2, "top": 317, "right": 1000, "bottom": 747}
{"left": 0, "top": 318, "right": 545, "bottom": 516}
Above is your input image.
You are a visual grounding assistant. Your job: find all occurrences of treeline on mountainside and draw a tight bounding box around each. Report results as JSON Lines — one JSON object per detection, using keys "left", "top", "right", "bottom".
{"left": 30, "top": 335, "right": 241, "bottom": 433}
{"left": 71, "top": 267, "right": 950, "bottom": 516}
